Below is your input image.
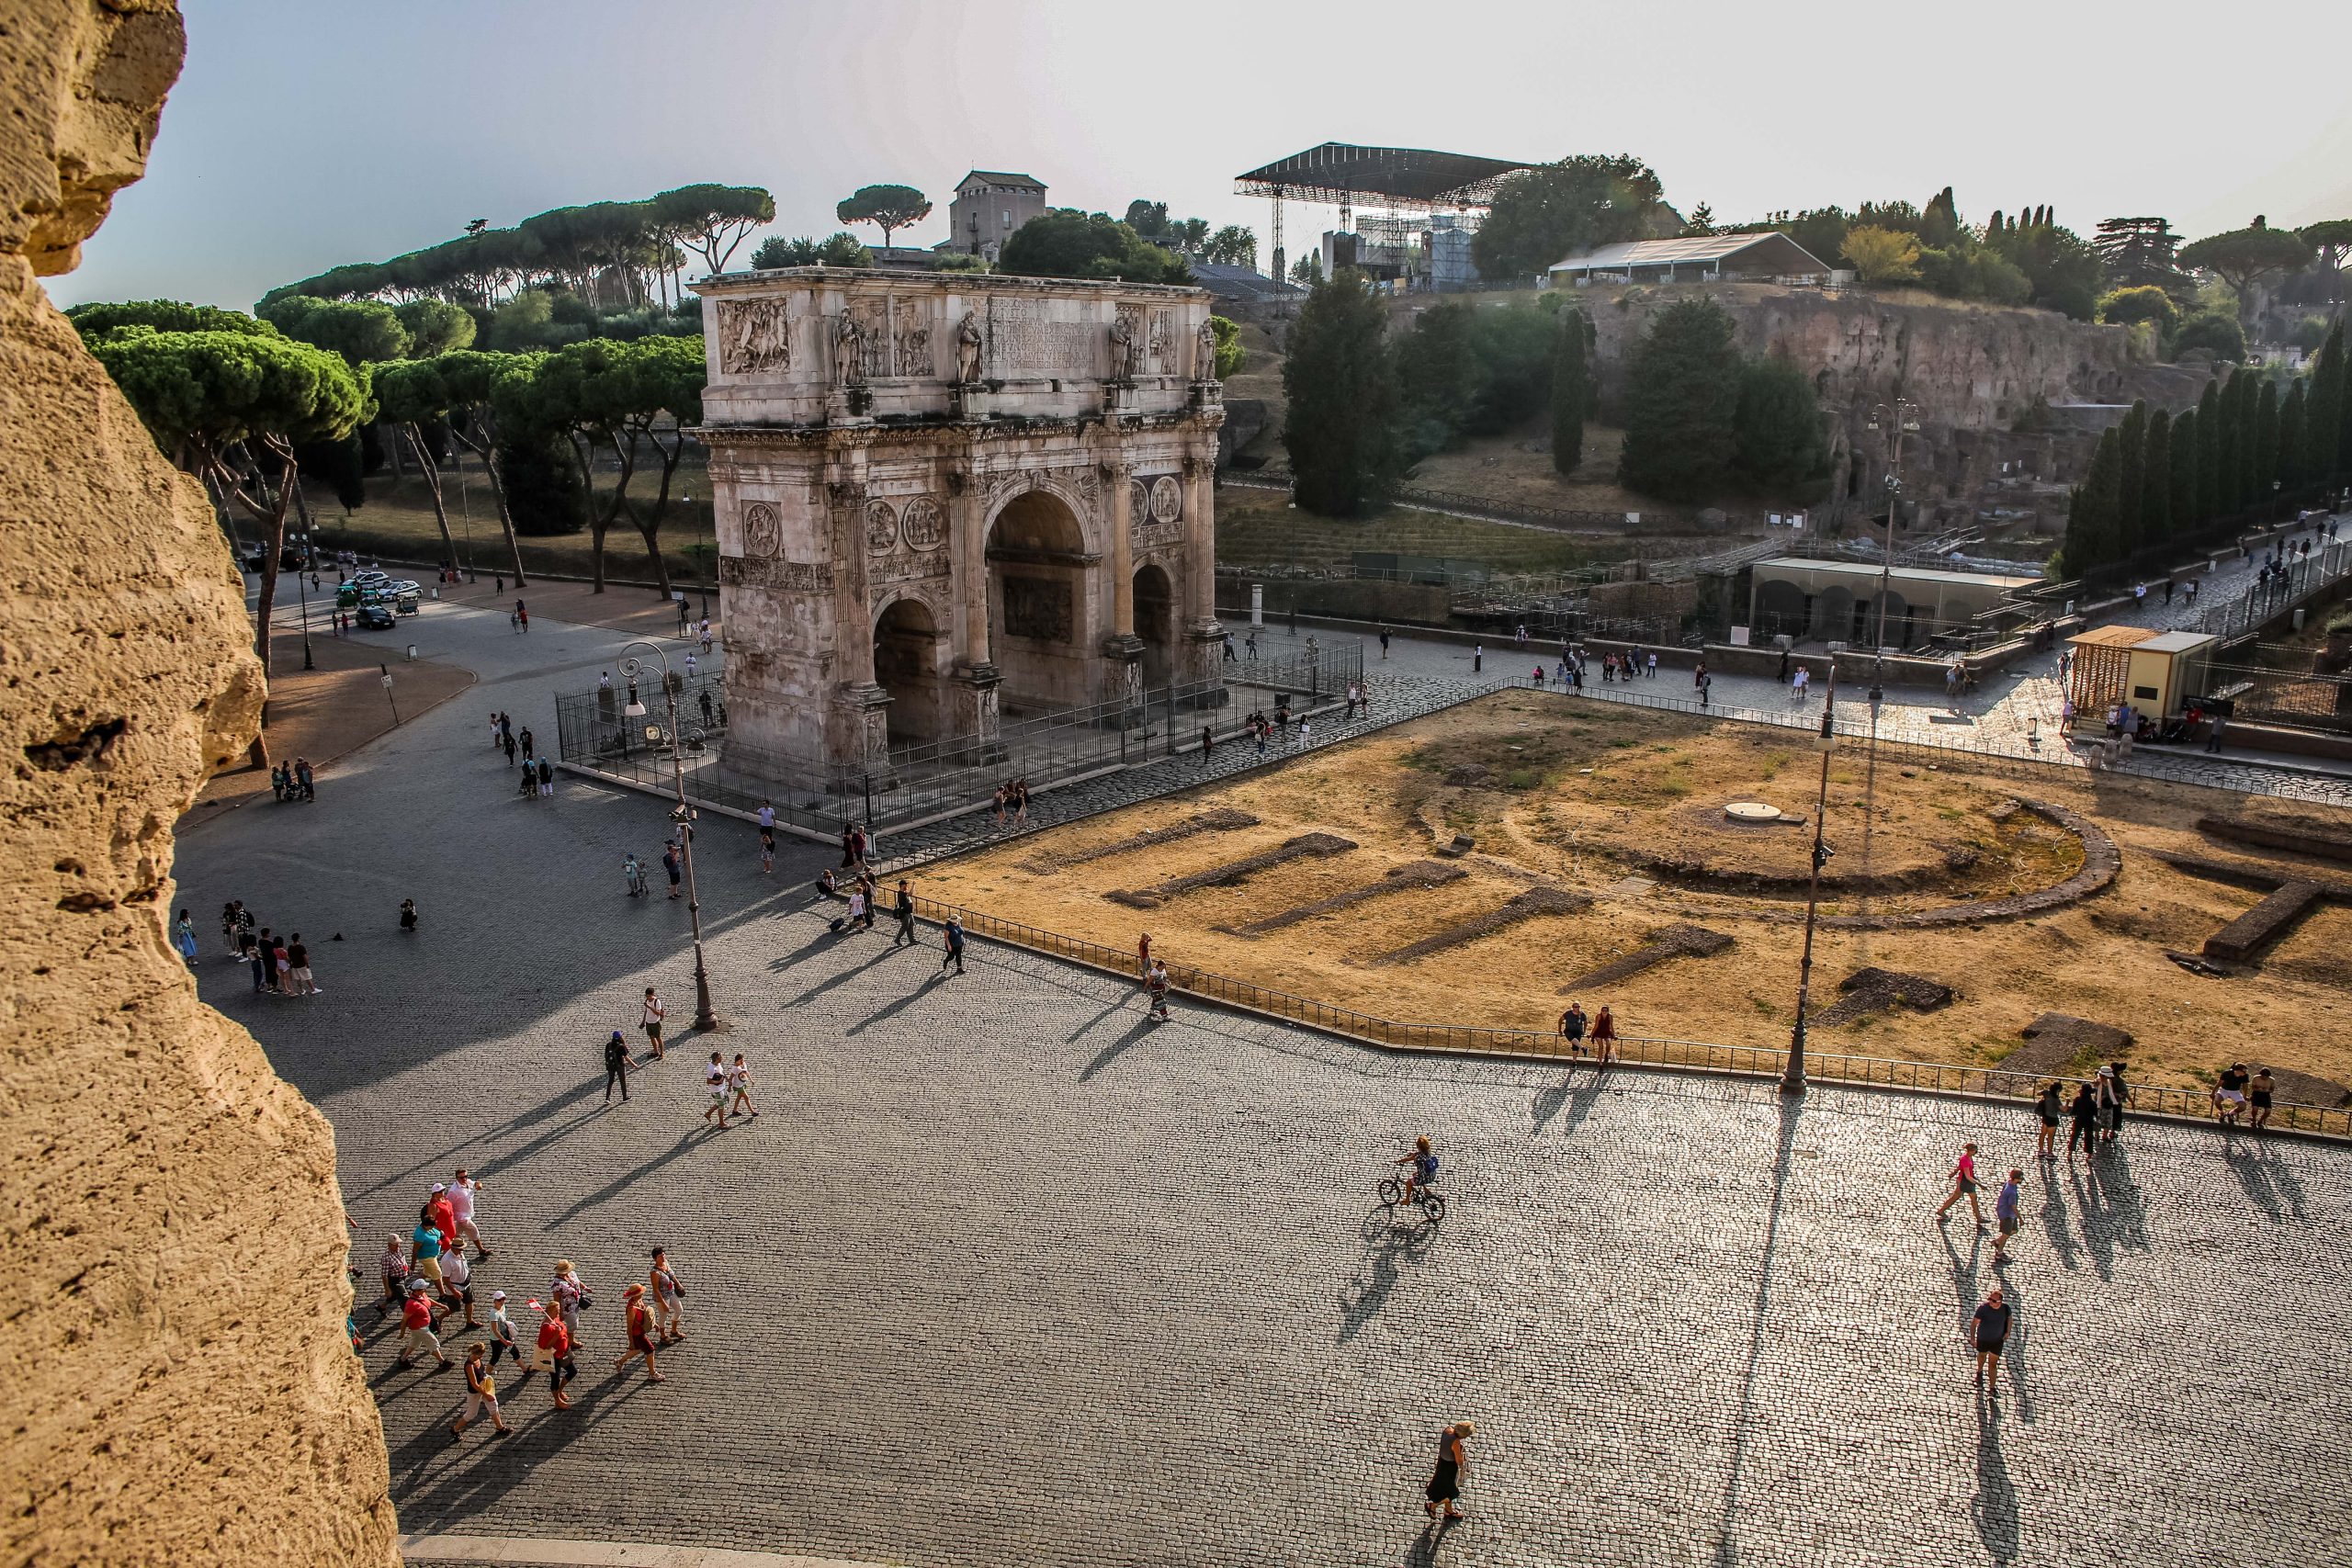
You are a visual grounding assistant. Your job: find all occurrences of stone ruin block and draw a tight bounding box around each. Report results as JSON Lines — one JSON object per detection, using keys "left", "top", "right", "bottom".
{"left": 1107, "top": 831, "right": 1356, "bottom": 908}
{"left": 1815, "top": 966, "right": 1955, "bottom": 1027}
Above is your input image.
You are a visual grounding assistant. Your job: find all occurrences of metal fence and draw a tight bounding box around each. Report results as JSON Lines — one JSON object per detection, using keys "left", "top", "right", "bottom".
{"left": 554, "top": 641, "right": 1364, "bottom": 837}
{"left": 903, "top": 892, "right": 2352, "bottom": 1138}
{"left": 2199, "top": 537, "right": 2352, "bottom": 639}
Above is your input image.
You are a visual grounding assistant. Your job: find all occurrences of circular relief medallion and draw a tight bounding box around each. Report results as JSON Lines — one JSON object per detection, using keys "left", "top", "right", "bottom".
{"left": 899, "top": 496, "right": 946, "bottom": 550}
{"left": 865, "top": 500, "right": 899, "bottom": 553}
{"left": 741, "top": 500, "right": 781, "bottom": 558}
{"left": 1149, "top": 475, "right": 1183, "bottom": 525}
{"left": 1128, "top": 478, "right": 1149, "bottom": 525}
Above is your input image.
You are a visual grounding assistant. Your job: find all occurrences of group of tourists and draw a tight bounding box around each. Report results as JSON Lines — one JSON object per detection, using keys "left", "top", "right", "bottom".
{"left": 990, "top": 779, "right": 1033, "bottom": 830}
{"left": 269, "top": 757, "right": 317, "bottom": 802}
{"left": 1555, "top": 1001, "right": 1620, "bottom": 1063}
{"left": 2207, "top": 1061, "right": 2278, "bottom": 1127}
{"left": 214, "top": 898, "right": 322, "bottom": 997}
{"left": 364, "top": 1168, "right": 688, "bottom": 1435}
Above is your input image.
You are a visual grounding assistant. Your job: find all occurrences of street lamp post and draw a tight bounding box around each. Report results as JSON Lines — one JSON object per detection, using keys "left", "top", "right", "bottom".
{"left": 621, "top": 639, "right": 719, "bottom": 1032}
{"left": 1862, "top": 400, "right": 1922, "bottom": 701}
{"left": 1782, "top": 663, "right": 1838, "bottom": 1095}
{"left": 296, "top": 541, "right": 315, "bottom": 671}
{"left": 685, "top": 490, "right": 710, "bottom": 623}
{"left": 458, "top": 460, "right": 477, "bottom": 582}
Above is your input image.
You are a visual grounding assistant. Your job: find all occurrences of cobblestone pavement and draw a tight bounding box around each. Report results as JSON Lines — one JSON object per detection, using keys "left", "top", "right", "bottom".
{"left": 175, "top": 604, "right": 2352, "bottom": 1568}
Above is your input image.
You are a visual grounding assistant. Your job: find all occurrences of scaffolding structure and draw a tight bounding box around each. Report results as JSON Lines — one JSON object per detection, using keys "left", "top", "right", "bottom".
{"left": 1234, "top": 141, "right": 1533, "bottom": 300}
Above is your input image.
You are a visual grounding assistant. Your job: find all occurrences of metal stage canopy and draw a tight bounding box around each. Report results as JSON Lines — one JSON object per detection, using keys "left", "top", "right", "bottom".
{"left": 1235, "top": 141, "right": 1534, "bottom": 209}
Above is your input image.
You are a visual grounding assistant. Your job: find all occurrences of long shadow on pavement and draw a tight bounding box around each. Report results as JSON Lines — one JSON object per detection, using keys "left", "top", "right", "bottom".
{"left": 1706, "top": 1093, "right": 1802, "bottom": 1568}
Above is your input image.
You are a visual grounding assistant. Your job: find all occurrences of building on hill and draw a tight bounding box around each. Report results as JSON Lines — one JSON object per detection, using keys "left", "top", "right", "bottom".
{"left": 943, "top": 170, "right": 1049, "bottom": 262}
{"left": 1549, "top": 233, "right": 1834, "bottom": 288}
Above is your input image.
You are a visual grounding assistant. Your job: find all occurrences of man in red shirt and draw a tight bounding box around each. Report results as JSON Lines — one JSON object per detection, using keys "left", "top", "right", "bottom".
{"left": 396, "top": 1280, "right": 449, "bottom": 1370}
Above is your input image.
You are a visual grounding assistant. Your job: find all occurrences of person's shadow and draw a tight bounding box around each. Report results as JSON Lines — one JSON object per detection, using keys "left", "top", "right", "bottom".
{"left": 1402, "top": 1513, "right": 1460, "bottom": 1565}
{"left": 1973, "top": 1393, "right": 2021, "bottom": 1563}
{"left": 1340, "top": 1205, "right": 1437, "bottom": 1342}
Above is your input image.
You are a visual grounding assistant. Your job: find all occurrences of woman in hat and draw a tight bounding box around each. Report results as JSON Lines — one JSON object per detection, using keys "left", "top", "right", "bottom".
{"left": 612, "top": 1282, "right": 665, "bottom": 1382}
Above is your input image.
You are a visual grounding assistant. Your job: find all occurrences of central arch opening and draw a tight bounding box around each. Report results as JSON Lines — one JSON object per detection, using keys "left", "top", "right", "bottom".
{"left": 874, "top": 597, "right": 946, "bottom": 746}
{"left": 1134, "top": 563, "right": 1174, "bottom": 689}
{"left": 987, "top": 489, "right": 1094, "bottom": 716}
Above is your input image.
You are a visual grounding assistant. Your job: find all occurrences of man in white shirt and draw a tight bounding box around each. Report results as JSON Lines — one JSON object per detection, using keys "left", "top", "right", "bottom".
{"left": 447, "top": 1168, "right": 489, "bottom": 1258}
{"left": 641, "top": 986, "right": 668, "bottom": 1061}
{"left": 756, "top": 801, "right": 775, "bottom": 832}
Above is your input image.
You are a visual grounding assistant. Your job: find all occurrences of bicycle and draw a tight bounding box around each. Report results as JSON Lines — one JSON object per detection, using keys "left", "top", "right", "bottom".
{"left": 1377, "top": 1173, "right": 1446, "bottom": 1224}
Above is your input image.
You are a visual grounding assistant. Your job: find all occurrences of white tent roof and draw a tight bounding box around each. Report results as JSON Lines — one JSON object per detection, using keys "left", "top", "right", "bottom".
{"left": 1549, "top": 232, "right": 1830, "bottom": 275}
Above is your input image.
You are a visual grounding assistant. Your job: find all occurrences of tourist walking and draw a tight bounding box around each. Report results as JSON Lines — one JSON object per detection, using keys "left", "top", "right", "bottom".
{"left": 612, "top": 1283, "right": 665, "bottom": 1382}
{"left": 1969, "top": 1286, "right": 2012, "bottom": 1393}
{"left": 503, "top": 730, "right": 517, "bottom": 767}
{"left": 727, "top": 1055, "right": 759, "bottom": 1121}
{"left": 537, "top": 756, "right": 553, "bottom": 796}
{"left": 2035, "top": 1082, "right": 2063, "bottom": 1159}
{"left": 484, "top": 1291, "right": 520, "bottom": 1371}
{"left": 759, "top": 828, "right": 775, "bottom": 875}
{"left": 1991, "top": 1168, "right": 2024, "bottom": 1261}
{"left": 1558, "top": 1001, "right": 1589, "bottom": 1059}
{"left": 451, "top": 1343, "right": 512, "bottom": 1437}
{"left": 1424, "top": 1421, "right": 1473, "bottom": 1522}
{"left": 650, "top": 1247, "right": 685, "bottom": 1343}
{"left": 641, "top": 986, "right": 667, "bottom": 1060}
{"left": 603, "top": 1029, "right": 633, "bottom": 1105}
{"left": 1200, "top": 724, "right": 1214, "bottom": 764}
{"left": 1935, "top": 1142, "right": 1984, "bottom": 1225}
{"left": 843, "top": 883, "right": 867, "bottom": 933}
{"left": 1472, "top": 643, "right": 1483, "bottom": 673}
{"left": 625, "top": 852, "right": 648, "bottom": 897}
{"left": 662, "top": 843, "right": 683, "bottom": 900}
{"left": 2066, "top": 1080, "right": 2099, "bottom": 1157}
{"left": 396, "top": 1279, "right": 450, "bottom": 1370}
{"left": 704, "top": 1052, "right": 729, "bottom": 1128}
{"left": 437, "top": 1241, "right": 479, "bottom": 1329}
{"left": 286, "top": 932, "right": 317, "bottom": 996}
{"left": 549, "top": 1261, "right": 589, "bottom": 1348}
{"left": 1145, "top": 958, "right": 1171, "bottom": 1021}
{"left": 173, "top": 909, "right": 199, "bottom": 969}
{"left": 519, "top": 1302, "right": 574, "bottom": 1409}
{"left": 891, "top": 879, "right": 918, "bottom": 946}
{"left": 409, "top": 1205, "right": 448, "bottom": 1293}
{"left": 1589, "top": 1004, "right": 1617, "bottom": 1065}
{"left": 941, "top": 915, "right": 966, "bottom": 976}
{"left": 448, "top": 1168, "right": 489, "bottom": 1257}
{"left": 2097, "top": 1064, "right": 2127, "bottom": 1147}
{"left": 375, "top": 1234, "right": 411, "bottom": 1320}
{"left": 1379, "top": 629, "right": 1391, "bottom": 660}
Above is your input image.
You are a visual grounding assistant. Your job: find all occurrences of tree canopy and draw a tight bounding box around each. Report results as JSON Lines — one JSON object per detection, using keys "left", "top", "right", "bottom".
{"left": 996, "top": 210, "right": 1191, "bottom": 284}
{"left": 652, "top": 183, "right": 775, "bottom": 275}
{"left": 1617, "top": 298, "right": 1741, "bottom": 502}
{"left": 396, "top": 299, "right": 477, "bottom": 356}
{"left": 1282, "top": 271, "right": 1402, "bottom": 518}
{"left": 751, "top": 232, "right": 871, "bottom": 269}
{"left": 1202, "top": 225, "right": 1257, "bottom": 268}
{"left": 259, "top": 294, "right": 412, "bottom": 366}
{"left": 67, "top": 299, "right": 282, "bottom": 339}
{"left": 1471, "top": 154, "right": 1668, "bottom": 280}
{"left": 2180, "top": 222, "right": 2314, "bottom": 314}
{"left": 836, "top": 184, "right": 932, "bottom": 249}
{"left": 1732, "top": 356, "right": 1831, "bottom": 498}
{"left": 1842, "top": 225, "right": 1921, "bottom": 283}
{"left": 2093, "top": 218, "right": 2188, "bottom": 293}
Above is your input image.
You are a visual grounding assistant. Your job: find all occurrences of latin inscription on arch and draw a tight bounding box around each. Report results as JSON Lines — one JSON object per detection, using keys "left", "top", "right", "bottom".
{"left": 988, "top": 298, "right": 1091, "bottom": 377}
{"left": 720, "top": 554, "right": 832, "bottom": 592}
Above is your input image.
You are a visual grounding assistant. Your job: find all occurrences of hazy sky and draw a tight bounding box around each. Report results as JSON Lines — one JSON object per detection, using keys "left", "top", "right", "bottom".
{"left": 49, "top": 0, "right": 2352, "bottom": 310}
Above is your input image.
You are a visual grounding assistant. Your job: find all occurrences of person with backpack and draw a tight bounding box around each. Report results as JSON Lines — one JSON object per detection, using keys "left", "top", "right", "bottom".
{"left": 941, "top": 916, "right": 966, "bottom": 976}
{"left": 603, "top": 1030, "right": 634, "bottom": 1106}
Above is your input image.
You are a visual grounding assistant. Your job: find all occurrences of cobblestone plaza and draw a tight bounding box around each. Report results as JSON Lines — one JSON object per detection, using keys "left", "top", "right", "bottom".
{"left": 177, "top": 600, "right": 2352, "bottom": 1567}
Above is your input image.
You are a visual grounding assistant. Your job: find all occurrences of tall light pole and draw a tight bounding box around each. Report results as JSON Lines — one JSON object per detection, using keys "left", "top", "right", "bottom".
{"left": 1782, "top": 663, "right": 1838, "bottom": 1095}
{"left": 1863, "top": 400, "right": 1922, "bottom": 702}
{"left": 621, "top": 639, "right": 719, "bottom": 1032}
{"left": 458, "top": 459, "right": 477, "bottom": 583}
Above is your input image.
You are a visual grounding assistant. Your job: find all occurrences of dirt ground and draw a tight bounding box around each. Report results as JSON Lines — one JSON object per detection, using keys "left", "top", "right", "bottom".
{"left": 919, "top": 692, "right": 2352, "bottom": 1096}
{"left": 186, "top": 625, "right": 474, "bottom": 829}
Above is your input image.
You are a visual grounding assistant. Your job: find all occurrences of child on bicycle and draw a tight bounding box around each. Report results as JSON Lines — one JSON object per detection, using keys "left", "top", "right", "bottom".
{"left": 1395, "top": 1135, "right": 1438, "bottom": 1204}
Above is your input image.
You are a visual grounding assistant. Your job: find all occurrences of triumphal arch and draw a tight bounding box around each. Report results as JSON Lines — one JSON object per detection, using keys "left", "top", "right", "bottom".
{"left": 691, "top": 267, "right": 1226, "bottom": 770}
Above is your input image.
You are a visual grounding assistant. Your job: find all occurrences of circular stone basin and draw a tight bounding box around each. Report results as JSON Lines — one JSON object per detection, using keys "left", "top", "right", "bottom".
{"left": 1724, "top": 802, "right": 1784, "bottom": 824}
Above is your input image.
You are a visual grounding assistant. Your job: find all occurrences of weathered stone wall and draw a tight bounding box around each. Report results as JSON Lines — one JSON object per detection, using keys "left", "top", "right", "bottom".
{"left": 1579, "top": 282, "right": 2214, "bottom": 533}
{"left": 0, "top": 5, "right": 398, "bottom": 1563}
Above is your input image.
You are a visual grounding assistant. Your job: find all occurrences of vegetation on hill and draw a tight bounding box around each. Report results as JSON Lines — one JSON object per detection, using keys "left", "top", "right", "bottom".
{"left": 996, "top": 210, "right": 1191, "bottom": 284}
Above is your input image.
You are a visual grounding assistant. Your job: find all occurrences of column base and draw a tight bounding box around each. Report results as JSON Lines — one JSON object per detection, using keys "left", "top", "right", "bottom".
{"left": 951, "top": 662, "right": 1005, "bottom": 762}
{"left": 830, "top": 682, "right": 893, "bottom": 781}
{"left": 1185, "top": 619, "right": 1230, "bottom": 699}
{"left": 951, "top": 383, "right": 991, "bottom": 420}
{"left": 1102, "top": 633, "right": 1147, "bottom": 711}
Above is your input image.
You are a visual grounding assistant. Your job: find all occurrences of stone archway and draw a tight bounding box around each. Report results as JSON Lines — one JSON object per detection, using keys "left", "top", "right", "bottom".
{"left": 873, "top": 595, "right": 948, "bottom": 746}
{"left": 1134, "top": 563, "right": 1175, "bottom": 689}
{"left": 1811, "top": 585, "right": 1855, "bottom": 642}
{"left": 1753, "top": 579, "right": 1807, "bottom": 642}
{"left": 985, "top": 487, "right": 1095, "bottom": 716}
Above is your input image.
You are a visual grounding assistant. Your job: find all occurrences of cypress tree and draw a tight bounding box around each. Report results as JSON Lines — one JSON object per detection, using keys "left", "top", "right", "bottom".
{"left": 2278, "top": 379, "right": 2306, "bottom": 491}
{"left": 1617, "top": 298, "right": 1743, "bottom": 502}
{"left": 2113, "top": 401, "right": 2147, "bottom": 560}
{"left": 2167, "top": 406, "right": 2198, "bottom": 539}
{"left": 2066, "top": 426, "right": 2121, "bottom": 574}
{"left": 2248, "top": 380, "right": 2267, "bottom": 510}
{"left": 2141, "top": 408, "right": 2171, "bottom": 545}
{"left": 1280, "top": 270, "right": 1404, "bottom": 517}
{"left": 2216, "top": 372, "right": 2245, "bottom": 516}
{"left": 2233, "top": 371, "right": 2260, "bottom": 512}
{"left": 1550, "top": 309, "right": 1589, "bottom": 475}
{"left": 2196, "top": 378, "right": 2222, "bottom": 524}
{"left": 2312, "top": 319, "right": 2349, "bottom": 483}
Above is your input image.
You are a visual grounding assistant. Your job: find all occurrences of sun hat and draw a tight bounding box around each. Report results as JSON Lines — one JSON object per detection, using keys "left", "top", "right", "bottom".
{"left": 491, "top": 1290, "right": 507, "bottom": 1302}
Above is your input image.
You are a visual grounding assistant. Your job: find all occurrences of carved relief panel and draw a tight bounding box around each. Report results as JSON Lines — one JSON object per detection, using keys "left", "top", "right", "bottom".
{"left": 1146, "top": 308, "right": 1177, "bottom": 376}
{"left": 890, "top": 299, "right": 932, "bottom": 378}
{"left": 740, "top": 500, "right": 781, "bottom": 558}
{"left": 1001, "top": 577, "right": 1074, "bottom": 642}
{"left": 865, "top": 500, "right": 899, "bottom": 553}
{"left": 720, "top": 556, "right": 833, "bottom": 592}
{"left": 1131, "top": 475, "right": 1183, "bottom": 548}
{"left": 717, "top": 298, "right": 792, "bottom": 376}
{"left": 899, "top": 497, "right": 947, "bottom": 551}
{"left": 850, "top": 298, "right": 891, "bottom": 381}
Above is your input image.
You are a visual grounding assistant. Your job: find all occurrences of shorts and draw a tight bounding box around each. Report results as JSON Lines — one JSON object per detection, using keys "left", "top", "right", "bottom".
{"left": 412, "top": 1255, "right": 444, "bottom": 1286}
{"left": 1997, "top": 1215, "right": 2018, "bottom": 1236}
{"left": 708, "top": 1084, "right": 728, "bottom": 1106}
{"left": 1958, "top": 1178, "right": 1979, "bottom": 1194}
{"left": 1977, "top": 1337, "right": 2007, "bottom": 1357}
{"left": 461, "top": 1390, "right": 501, "bottom": 1423}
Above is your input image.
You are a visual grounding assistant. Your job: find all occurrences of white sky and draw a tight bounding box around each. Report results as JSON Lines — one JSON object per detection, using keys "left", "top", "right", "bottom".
{"left": 48, "top": 0, "right": 2352, "bottom": 310}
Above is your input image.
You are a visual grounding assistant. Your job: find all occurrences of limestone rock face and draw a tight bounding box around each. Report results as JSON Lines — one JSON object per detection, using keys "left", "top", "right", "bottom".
{"left": 0, "top": 5, "right": 398, "bottom": 1563}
